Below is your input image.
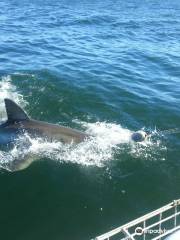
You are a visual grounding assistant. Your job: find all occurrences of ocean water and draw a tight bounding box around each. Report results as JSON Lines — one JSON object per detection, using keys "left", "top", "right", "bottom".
{"left": 0, "top": 0, "right": 180, "bottom": 239}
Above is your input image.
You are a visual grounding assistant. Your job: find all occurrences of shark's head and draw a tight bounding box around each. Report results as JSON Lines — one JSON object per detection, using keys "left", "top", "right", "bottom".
{"left": 131, "top": 130, "right": 148, "bottom": 142}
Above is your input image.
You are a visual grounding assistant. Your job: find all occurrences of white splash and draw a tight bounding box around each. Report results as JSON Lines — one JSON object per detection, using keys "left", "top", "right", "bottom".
{"left": 0, "top": 121, "right": 166, "bottom": 171}
{"left": 0, "top": 75, "right": 27, "bottom": 121}
{"left": 0, "top": 122, "right": 133, "bottom": 170}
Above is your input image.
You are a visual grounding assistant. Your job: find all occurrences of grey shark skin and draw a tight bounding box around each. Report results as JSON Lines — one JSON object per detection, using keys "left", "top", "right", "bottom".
{"left": 0, "top": 99, "right": 89, "bottom": 171}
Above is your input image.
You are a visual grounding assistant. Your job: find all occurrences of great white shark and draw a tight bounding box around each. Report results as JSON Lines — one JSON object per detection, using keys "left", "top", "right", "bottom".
{"left": 0, "top": 98, "right": 89, "bottom": 171}
{"left": 0, "top": 99, "right": 148, "bottom": 171}
{"left": 1, "top": 98, "right": 88, "bottom": 144}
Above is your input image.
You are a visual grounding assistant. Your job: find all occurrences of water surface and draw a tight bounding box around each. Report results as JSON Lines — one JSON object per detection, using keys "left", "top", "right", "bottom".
{"left": 0, "top": 0, "right": 180, "bottom": 239}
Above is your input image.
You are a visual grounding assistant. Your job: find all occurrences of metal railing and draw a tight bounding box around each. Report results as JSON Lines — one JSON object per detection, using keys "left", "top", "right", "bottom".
{"left": 94, "top": 199, "right": 180, "bottom": 240}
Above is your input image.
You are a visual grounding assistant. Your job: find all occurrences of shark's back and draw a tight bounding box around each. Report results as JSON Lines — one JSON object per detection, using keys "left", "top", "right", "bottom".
{"left": 21, "top": 119, "right": 88, "bottom": 143}
{"left": 1, "top": 99, "right": 88, "bottom": 144}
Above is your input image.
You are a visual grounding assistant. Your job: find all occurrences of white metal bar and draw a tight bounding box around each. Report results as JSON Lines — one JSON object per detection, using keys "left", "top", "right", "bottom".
{"left": 130, "top": 211, "right": 180, "bottom": 238}
{"left": 159, "top": 212, "right": 162, "bottom": 240}
{"left": 95, "top": 202, "right": 172, "bottom": 240}
{"left": 136, "top": 211, "right": 180, "bottom": 233}
{"left": 95, "top": 199, "right": 180, "bottom": 240}
{"left": 174, "top": 205, "right": 177, "bottom": 227}
{"left": 122, "top": 229, "right": 135, "bottom": 240}
{"left": 143, "top": 220, "right": 146, "bottom": 240}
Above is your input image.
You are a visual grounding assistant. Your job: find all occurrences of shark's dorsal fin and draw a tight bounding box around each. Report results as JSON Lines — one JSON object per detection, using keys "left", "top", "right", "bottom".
{"left": 5, "top": 98, "right": 29, "bottom": 122}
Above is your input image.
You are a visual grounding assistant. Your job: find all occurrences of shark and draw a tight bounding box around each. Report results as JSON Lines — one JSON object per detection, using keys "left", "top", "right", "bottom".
{"left": 0, "top": 98, "right": 148, "bottom": 171}
{"left": 0, "top": 98, "right": 88, "bottom": 144}
{"left": 0, "top": 98, "right": 88, "bottom": 171}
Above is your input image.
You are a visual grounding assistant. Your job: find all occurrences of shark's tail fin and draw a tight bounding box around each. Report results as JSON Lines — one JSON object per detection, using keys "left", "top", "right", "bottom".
{"left": 5, "top": 98, "right": 29, "bottom": 122}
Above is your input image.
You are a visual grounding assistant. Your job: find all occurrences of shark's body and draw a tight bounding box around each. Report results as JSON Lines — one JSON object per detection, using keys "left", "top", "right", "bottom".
{"left": 0, "top": 118, "right": 88, "bottom": 144}
{"left": 1, "top": 99, "right": 88, "bottom": 144}
{"left": 0, "top": 99, "right": 148, "bottom": 171}
{"left": 0, "top": 99, "right": 88, "bottom": 171}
